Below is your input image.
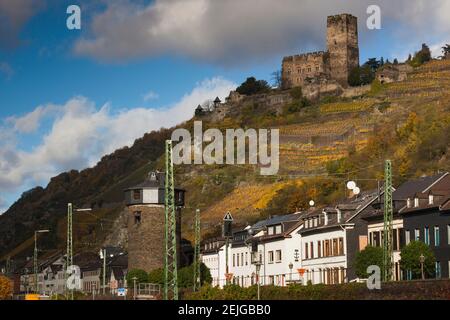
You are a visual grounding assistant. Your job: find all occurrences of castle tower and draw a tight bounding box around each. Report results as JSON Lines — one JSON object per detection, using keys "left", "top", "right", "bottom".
{"left": 327, "top": 14, "right": 359, "bottom": 87}
{"left": 125, "top": 171, "right": 184, "bottom": 273}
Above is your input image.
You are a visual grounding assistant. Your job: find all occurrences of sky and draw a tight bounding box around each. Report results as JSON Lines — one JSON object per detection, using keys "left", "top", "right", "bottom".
{"left": 0, "top": 0, "right": 449, "bottom": 213}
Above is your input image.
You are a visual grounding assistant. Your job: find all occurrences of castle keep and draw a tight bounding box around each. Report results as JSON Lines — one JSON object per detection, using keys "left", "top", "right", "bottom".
{"left": 124, "top": 171, "right": 185, "bottom": 273}
{"left": 282, "top": 14, "right": 359, "bottom": 89}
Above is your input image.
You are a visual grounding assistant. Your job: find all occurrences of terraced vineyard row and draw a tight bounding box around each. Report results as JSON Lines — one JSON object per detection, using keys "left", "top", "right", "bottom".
{"left": 319, "top": 99, "right": 376, "bottom": 114}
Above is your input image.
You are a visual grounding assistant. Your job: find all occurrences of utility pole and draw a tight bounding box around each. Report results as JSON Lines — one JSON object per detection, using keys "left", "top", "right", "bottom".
{"left": 103, "top": 248, "right": 106, "bottom": 295}
{"left": 164, "top": 140, "right": 178, "bottom": 300}
{"left": 34, "top": 229, "right": 49, "bottom": 294}
{"left": 193, "top": 209, "right": 201, "bottom": 291}
{"left": 383, "top": 160, "right": 394, "bottom": 282}
{"left": 66, "top": 203, "right": 73, "bottom": 300}
{"left": 223, "top": 212, "right": 233, "bottom": 286}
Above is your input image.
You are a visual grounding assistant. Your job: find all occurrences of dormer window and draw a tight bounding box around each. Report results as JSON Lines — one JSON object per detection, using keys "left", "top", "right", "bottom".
{"left": 428, "top": 194, "right": 434, "bottom": 205}
{"left": 414, "top": 198, "right": 419, "bottom": 208}
{"left": 268, "top": 226, "right": 274, "bottom": 236}
{"left": 133, "top": 190, "right": 140, "bottom": 200}
{"left": 407, "top": 198, "right": 411, "bottom": 208}
{"left": 275, "top": 225, "right": 282, "bottom": 234}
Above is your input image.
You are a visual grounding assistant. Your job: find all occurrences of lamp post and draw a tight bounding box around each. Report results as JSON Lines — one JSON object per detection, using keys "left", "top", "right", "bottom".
{"left": 255, "top": 262, "right": 262, "bottom": 301}
{"left": 99, "top": 248, "right": 107, "bottom": 295}
{"left": 419, "top": 254, "right": 425, "bottom": 280}
{"left": 288, "top": 262, "right": 293, "bottom": 284}
{"left": 133, "top": 277, "right": 138, "bottom": 300}
{"left": 66, "top": 203, "right": 92, "bottom": 300}
{"left": 34, "top": 229, "right": 50, "bottom": 294}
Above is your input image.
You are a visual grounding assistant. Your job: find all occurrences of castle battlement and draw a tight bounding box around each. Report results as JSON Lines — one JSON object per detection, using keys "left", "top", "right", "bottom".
{"left": 283, "top": 51, "right": 327, "bottom": 62}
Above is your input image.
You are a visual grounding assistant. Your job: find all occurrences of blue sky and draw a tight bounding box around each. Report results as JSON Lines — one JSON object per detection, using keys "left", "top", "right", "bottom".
{"left": 0, "top": 0, "right": 449, "bottom": 213}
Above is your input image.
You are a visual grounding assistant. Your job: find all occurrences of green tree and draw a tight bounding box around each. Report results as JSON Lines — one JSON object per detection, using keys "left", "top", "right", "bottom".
{"left": 400, "top": 241, "right": 435, "bottom": 279}
{"left": 236, "top": 77, "right": 271, "bottom": 96}
{"left": 126, "top": 269, "right": 148, "bottom": 285}
{"left": 147, "top": 268, "right": 164, "bottom": 285}
{"left": 410, "top": 43, "right": 432, "bottom": 67}
{"left": 178, "top": 263, "right": 212, "bottom": 288}
{"left": 354, "top": 246, "right": 383, "bottom": 278}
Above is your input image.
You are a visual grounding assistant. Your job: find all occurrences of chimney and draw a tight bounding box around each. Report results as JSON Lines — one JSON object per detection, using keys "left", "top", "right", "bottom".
{"left": 337, "top": 208, "right": 342, "bottom": 223}
{"left": 323, "top": 210, "right": 328, "bottom": 225}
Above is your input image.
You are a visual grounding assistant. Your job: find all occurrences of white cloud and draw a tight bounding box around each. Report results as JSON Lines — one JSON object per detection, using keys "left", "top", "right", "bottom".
{"left": 0, "top": 77, "right": 236, "bottom": 209}
{"left": 142, "top": 90, "right": 159, "bottom": 102}
{"left": 74, "top": 0, "right": 450, "bottom": 65}
{"left": 6, "top": 104, "right": 58, "bottom": 133}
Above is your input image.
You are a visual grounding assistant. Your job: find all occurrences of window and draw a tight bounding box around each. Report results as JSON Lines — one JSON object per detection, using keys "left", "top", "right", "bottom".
{"left": 268, "top": 251, "right": 274, "bottom": 263}
{"left": 294, "top": 249, "right": 299, "bottom": 262}
{"left": 429, "top": 194, "right": 434, "bottom": 205}
{"left": 338, "top": 238, "right": 344, "bottom": 255}
{"left": 268, "top": 227, "right": 274, "bottom": 235}
{"left": 324, "top": 240, "right": 330, "bottom": 257}
{"left": 448, "top": 225, "right": 450, "bottom": 245}
{"left": 434, "top": 226, "right": 440, "bottom": 246}
{"left": 435, "top": 261, "right": 441, "bottom": 279}
{"left": 276, "top": 250, "right": 282, "bottom": 263}
{"left": 134, "top": 211, "right": 141, "bottom": 224}
{"left": 333, "top": 239, "right": 338, "bottom": 256}
{"left": 399, "top": 228, "right": 405, "bottom": 249}
{"left": 305, "top": 243, "right": 309, "bottom": 259}
{"left": 317, "top": 241, "right": 322, "bottom": 258}
{"left": 393, "top": 229, "right": 398, "bottom": 250}
{"left": 245, "top": 252, "right": 248, "bottom": 265}
{"left": 415, "top": 229, "right": 420, "bottom": 241}
{"left": 233, "top": 254, "right": 235, "bottom": 267}
{"left": 237, "top": 254, "right": 240, "bottom": 267}
{"left": 275, "top": 225, "right": 282, "bottom": 234}
{"left": 133, "top": 190, "right": 140, "bottom": 200}
{"left": 373, "top": 232, "right": 380, "bottom": 247}
{"left": 424, "top": 227, "right": 430, "bottom": 245}
{"left": 310, "top": 242, "right": 314, "bottom": 259}
{"left": 405, "top": 230, "right": 411, "bottom": 245}
{"left": 414, "top": 198, "right": 419, "bottom": 207}
{"left": 241, "top": 253, "right": 244, "bottom": 266}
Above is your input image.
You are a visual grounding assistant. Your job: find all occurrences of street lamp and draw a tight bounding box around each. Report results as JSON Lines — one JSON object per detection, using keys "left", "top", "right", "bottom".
{"left": 66, "top": 203, "right": 92, "bottom": 300}
{"left": 288, "top": 262, "right": 294, "bottom": 284}
{"left": 34, "top": 229, "right": 50, "bottom": 294}
{"left": 133, "top": 277, "right": 138, "bottom": 300}
{"left": 255, "top": 262, "right": 262, "bottom": 301}
{"left": 419, "top": 254, "right": 425, "bottom": 280}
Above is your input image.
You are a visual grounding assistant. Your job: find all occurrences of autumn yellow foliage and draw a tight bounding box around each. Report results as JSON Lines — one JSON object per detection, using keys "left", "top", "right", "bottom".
{"left": 0, "top": 275, "right": 12, "bottom": 300}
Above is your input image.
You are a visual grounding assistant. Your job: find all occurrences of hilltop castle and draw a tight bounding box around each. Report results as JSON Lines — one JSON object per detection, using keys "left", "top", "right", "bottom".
{"left": 282, "top": 14, "right": 359, "bottom": 89}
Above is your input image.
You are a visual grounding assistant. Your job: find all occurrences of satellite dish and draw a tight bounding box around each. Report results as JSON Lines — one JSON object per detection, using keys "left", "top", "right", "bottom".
{"left": 309, "top": 200, "right": 315, "bottom": 207}
{"left": 347, "top": 181, "right": 356, "bottom": 190}
{"left": 353, "top": 187, "right": 361, "bottom": 195}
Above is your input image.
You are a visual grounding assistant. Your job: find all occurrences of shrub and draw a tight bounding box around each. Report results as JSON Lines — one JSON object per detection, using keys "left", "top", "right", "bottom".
{"left": 0, "top": 275, "right": 12, "bottom": 300}
{"left": 400, "top": 241, "right": 436, "bottom": 279}
{"left": 126, "top": 269, "right": 148, "bottom": 285}
{"left": 148, "top": 268, "right": 164, "bottom": 285}
{"left": 354, "top": 246, "right": 383, "bottom": 278}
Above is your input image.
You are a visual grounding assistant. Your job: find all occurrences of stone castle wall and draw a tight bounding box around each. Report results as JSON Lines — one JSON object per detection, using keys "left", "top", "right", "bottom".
{"left": 281, "top": 51, "right": 330, "bottom": 89}
{"left": 327, "top": 14, "right": 359, "bottom": 86}
{"left": 127, "top": 204, "right": 181, "bottom": 273}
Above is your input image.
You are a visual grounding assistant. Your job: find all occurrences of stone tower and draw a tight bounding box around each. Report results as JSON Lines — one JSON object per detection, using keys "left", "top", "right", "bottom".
{"left": 125, "top": 171, "right": 185, "bottom": 273}
{"left": 327, "top": 14, "right": 359, "bottom": 87}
